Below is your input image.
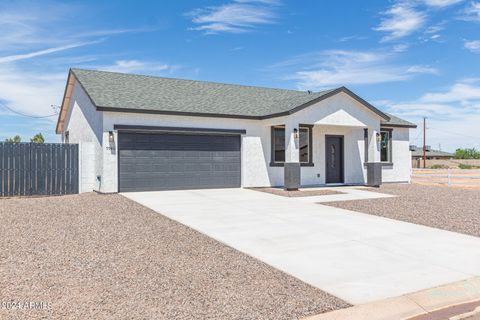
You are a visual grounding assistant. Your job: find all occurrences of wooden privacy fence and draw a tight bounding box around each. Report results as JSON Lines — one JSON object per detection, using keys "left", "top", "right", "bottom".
{"left": 412, "top": 168, "right": 480, "bottom": 189}
{"left": 0, "top": 143, "right": 79, "bottom": 196}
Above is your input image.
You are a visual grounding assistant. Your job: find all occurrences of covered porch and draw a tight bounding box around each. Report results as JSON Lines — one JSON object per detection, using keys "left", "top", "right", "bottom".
{"left": 266, "top": 99, "right": 384, "bottom": 189}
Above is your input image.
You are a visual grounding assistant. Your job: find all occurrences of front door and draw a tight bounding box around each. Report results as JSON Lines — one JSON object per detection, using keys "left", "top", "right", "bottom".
{"left": 325, "top": 136, "right": 344, "bottom": 184}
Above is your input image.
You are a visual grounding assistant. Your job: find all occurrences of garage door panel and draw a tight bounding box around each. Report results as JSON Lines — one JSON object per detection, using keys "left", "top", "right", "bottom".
{"left": 118, "top": 132, "right": 241, "bottom": 191}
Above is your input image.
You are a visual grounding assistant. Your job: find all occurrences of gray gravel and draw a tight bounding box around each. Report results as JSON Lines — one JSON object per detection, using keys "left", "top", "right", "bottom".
{"left": 326, "top": 184, "right": 480, "bottom": 237}
{"left": 0, "top": 193, "right": 349, "bottom": 320}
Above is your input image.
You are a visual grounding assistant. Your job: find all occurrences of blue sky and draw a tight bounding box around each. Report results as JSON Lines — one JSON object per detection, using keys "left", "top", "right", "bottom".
{"left": 0, "top": 0, "right": 479, "bottom": 151}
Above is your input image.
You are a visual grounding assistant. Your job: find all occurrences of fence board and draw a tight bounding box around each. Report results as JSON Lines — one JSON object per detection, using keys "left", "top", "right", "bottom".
{"left": 0, "top": 142, "right": 79, "bottom": 196}
{"left": 412, "top": 168, "right": 480, "bottom": 189}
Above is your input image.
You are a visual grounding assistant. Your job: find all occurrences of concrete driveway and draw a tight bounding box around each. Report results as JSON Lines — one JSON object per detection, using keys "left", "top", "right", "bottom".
{"left": 123, "top": 188, "right": 480, "bottom": 304}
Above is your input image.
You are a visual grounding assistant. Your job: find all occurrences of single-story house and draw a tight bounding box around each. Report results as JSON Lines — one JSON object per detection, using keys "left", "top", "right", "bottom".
{"left": 56, "top": 68, "right": 417, "bottom": 193}
{"left": 410, "top": 146, "right": 454, "bottom": 160}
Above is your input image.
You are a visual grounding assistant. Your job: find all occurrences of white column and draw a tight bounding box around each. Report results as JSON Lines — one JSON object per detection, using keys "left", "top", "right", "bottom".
{"left": 285, "top": 121, "right": 300, "bottom": 163}
{"left": 100, "top": 130, "right": 118, "bottom": 193}
{"left": 367, "top": 126, "right": 381, "bottom": 162}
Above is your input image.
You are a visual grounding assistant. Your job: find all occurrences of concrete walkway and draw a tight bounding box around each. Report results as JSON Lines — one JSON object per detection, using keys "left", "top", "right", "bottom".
{"left": 123, "top": 188, "right": 480, "bottom": 304}
{"left": 294, "top": 186, "right": 396, "bottom": 203}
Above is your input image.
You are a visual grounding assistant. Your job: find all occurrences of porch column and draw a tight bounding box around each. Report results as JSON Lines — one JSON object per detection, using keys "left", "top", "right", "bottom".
{"left": 284, "top": 121, "right": 301, "bottom": 190}
{"left": 367, "top": 127, "right": 380, "bottom": 162}
{"left": 366, "top": 126, "right": 382, "bottom": 186}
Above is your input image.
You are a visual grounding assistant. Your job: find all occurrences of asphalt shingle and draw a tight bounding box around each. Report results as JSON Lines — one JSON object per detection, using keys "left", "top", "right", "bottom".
{"left": 72, "top": 68, "right": 335, "bottom": 118}
{"left": 70, "top": 68, "right": 414, "bottom": 126}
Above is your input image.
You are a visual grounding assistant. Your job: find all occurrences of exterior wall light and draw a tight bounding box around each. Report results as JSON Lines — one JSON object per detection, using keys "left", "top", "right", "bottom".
{"left": 108, "top": 131, "right": 114, "bottom": 143}
{"left": 293, "top": 128, "right": 299, "bottom": 139}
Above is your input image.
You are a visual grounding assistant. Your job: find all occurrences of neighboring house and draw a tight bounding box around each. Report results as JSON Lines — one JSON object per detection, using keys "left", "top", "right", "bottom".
{"left": 56, "top": 68, "right": 416, "bottom": 193}
{"left": 410, "top": 146, "right": 454, "bottom": 160}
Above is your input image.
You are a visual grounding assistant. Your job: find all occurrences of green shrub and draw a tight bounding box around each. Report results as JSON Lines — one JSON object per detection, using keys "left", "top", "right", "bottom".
{"left": 454, "top": 148, "right": 480, "bottom": 159}
{"left": 458, "top": 163, "right": 480, "bottom": 169}
{"left": 429, "top": 164, "right": 448, "bottom": 169}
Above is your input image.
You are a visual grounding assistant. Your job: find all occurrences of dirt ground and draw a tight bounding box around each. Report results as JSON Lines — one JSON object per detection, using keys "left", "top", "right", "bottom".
{"left": 326, "top": 183, "right": 480, "bottom": 237}
{"left": 0, "top": 193, "right": 349, "bottom": 320}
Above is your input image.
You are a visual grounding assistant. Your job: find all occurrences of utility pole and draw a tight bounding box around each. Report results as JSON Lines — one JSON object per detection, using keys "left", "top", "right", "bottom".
{"left": 423, "top": 117, "right": 426, "bottom": 169}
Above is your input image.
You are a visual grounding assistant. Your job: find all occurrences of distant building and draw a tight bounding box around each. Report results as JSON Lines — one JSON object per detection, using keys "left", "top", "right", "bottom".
{"left": 410, "top": 145, "right": 454, "bottom": 160}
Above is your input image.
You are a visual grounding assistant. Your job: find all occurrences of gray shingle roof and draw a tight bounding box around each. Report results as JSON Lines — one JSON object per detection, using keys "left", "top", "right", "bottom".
{"left": 382, "top": 113, "right": 417, "bottom": 128}
{"left": 72, "top": 68, "right": 338, "bottom": 118}
{"left": 69, "top": 68, "right": 400, "bottom": 122}
{"left": 411, "top": 147, "right": 453, "bottom": 157}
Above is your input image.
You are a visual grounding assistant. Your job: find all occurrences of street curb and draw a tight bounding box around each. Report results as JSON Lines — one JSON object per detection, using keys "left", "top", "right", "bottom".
{"left": 303, "top": 277, "right": 480, "bottom": 320}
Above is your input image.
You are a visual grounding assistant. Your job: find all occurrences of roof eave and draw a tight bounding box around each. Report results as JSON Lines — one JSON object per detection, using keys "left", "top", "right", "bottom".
{"left": 55, "top": 69, "right": 74, "bottom": 134}
{"left": 381, "top": 123, "right": 418, "bottom": 129}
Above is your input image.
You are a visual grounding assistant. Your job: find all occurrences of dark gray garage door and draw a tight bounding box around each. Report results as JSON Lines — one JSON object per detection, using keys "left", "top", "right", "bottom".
{"left": 118, "top": 132, "right": 241, "bottom": 192}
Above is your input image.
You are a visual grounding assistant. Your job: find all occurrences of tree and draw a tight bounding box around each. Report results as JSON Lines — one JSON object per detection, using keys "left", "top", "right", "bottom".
{"left": 5, "top": 135, "right": 21, "bottom": 143}
{"left": 454, "top": 148, "right": 480, "bottom": 159}
{"left": 30, "top": 133, "right": 45, "bottom": 144}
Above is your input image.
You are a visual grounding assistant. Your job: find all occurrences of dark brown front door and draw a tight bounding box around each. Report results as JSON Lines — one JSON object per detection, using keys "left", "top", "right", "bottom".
{"left": 325, "top": 136, "right": 344, "bottom": 184}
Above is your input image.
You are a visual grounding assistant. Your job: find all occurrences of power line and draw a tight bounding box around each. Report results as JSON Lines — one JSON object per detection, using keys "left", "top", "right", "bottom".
{"left": 0, "top": 103, "right": 58, "bottom": 119}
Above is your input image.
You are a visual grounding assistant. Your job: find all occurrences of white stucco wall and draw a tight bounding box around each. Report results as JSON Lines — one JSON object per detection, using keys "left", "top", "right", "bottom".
{"left": 62, "top": 83, "right": 412, "bottom": 192}
{"left": 99, "top": 92, "right": 388, "bottom": 191}
{"left": 62, "top": 81, "right": 103, "bottom": 192}
{"left": 382, "top": 127, "right": 412, "bottom": 183}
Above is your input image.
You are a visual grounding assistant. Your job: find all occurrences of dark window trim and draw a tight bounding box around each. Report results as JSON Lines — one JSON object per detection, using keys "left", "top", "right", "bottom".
{"left": 380, "top": 128, "right": 393, "bottom": 163}
{"left": 269, "top": 124, "right": 314, "bottom": 167}
{"left": 113, "top": 124, "right": 246, "bottom": 135}
{"left": 270, "top": 126, "right": 284, "bottom": 166}
{"left": 299, "top": 124, "right": 314, "bottom": 166}
{"left": 364, "top": 128, "right": 368, "bottom": 163}
{"left": 364, "top": 162, "right": 393, "bottom": 168}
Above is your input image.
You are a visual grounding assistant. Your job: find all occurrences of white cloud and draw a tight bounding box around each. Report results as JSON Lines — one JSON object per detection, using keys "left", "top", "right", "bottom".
{"left": 273, "top": 50, "right": 438, "bottom": 90}
{"left": 459, "top": 1, "right": 480, "bottom": 21}
{"left": 423, "top": 0, "right": 464, "bottom": 7}
{"left": 406, "top": 65, "right": 439, "bottom": 74}
{"left": 374, "top": 3, "right": 426, "bottom": 41}
{"left": 0, "top": 65, "right": 66, "bottom": 118}
{"left": 392, "top": 44, "right": 409, "bottom": 52}
{"left": 97, "top": 60, "right": 180, "bottom": 74}
{"left": 384, "top": 80, "right": 480, "bottom": 151}
{"left": 425, "top": 23, "right": 446, "bottom": 33}
{"left": 187, "top": 0, "right": 279, "bottom": 34}
{"left": 465, "top": 40, "right": 480, "bottom": 53}
{"left": 0, "top": 40, "right": 102, "bottom": 64}
{"left": 420, "top": 82, "right": 480, "bottom": 102}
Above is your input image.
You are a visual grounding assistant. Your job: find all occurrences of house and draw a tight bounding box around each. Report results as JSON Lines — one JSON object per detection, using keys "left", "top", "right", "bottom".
{"left": 410, "top": 146, "right": 454, "bottom": 160}
{"left": 56, "top": 68, "right": 417, "bottom": 193}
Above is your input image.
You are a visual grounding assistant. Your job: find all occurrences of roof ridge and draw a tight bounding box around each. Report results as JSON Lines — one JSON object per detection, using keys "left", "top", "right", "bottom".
{"left": 71, "top": 68, "right": 336, "bottom": 95}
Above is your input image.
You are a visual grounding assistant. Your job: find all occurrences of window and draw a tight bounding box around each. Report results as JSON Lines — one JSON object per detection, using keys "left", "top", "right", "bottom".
{"left": 272, "top": 127, "right": 285, "bottom": 163}
{"left": 270, "top": 125, "right": 313, "bottom": 166}
{"left": 299, "top": 127, "right": 310, "bottom": 163}
{"left": 380, "top": 130, "right": 392, "bottom": 162}
{"left": 364, "top": 128, "right": 368, "bottom": 162}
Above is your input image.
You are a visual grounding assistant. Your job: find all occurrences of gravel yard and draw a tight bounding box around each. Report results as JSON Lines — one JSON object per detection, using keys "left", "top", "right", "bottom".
{"left": 326, "top": 184, "right": 480, "bottom": 237}
{"left": 0, "top": 193, "right": 348, "bottom": 320}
